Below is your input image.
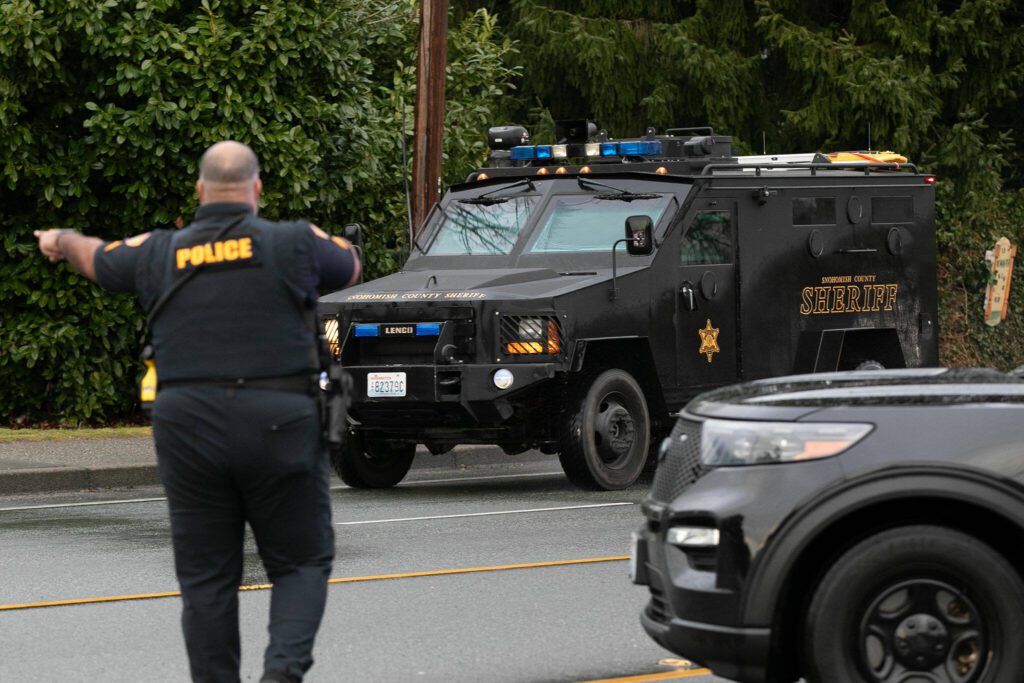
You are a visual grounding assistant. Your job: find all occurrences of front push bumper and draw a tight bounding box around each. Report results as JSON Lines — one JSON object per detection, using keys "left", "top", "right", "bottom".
{"left": 346, "top": 363, "right": 558, "bottom": 431}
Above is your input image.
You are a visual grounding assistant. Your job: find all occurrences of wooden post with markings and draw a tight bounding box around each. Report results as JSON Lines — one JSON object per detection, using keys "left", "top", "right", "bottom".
{"left": 411, "top": 0, "right": 449, "bottom": 239}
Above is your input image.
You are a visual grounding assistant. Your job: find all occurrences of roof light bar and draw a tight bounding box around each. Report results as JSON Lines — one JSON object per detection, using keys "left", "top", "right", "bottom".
{"left": 511, "top": 140, "right": 665, "bottom": 161}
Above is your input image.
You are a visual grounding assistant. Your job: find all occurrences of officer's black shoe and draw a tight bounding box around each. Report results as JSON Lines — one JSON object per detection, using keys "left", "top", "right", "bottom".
{"left": 260, "top": 671, "right": 299, "bottom": 683}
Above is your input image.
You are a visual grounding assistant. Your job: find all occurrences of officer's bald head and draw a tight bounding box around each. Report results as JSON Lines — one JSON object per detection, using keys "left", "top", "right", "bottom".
{"left": 196, "top": 141, "right": 263, "bottom": 213}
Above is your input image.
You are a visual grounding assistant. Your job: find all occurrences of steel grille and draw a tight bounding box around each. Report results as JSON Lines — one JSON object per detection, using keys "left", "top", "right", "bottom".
{"left": 322, "top": 316, "right": 341, "bottom": 357}
{"left": 649, "top": 418, "right": 707, "bottom": 503}
{"left": 499, "top": 315, "right": 564, "bottom": 358}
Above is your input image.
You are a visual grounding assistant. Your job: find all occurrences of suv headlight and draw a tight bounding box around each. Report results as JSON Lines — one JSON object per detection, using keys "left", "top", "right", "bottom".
{"left": 701, "top": 419, "right": 872, "bottom": 466}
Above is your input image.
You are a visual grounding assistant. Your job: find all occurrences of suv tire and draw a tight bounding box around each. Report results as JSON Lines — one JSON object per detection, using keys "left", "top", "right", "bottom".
{"left": 331, "top": 433, "right": 416, "bottom": 488}
{"left": 804, "top": 525, "right": 1024, "bottom": 683}
{"left": 558, "top": 368, "right": 650, "bottom": 490}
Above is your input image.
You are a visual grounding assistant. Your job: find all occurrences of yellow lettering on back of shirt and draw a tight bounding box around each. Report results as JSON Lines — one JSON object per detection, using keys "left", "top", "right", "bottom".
{"left": 176, "top": 238, "right": 255, "bottom": 270}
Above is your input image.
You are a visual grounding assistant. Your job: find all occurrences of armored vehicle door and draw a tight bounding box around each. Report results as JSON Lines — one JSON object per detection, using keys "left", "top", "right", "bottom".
{"left": 676, "top": 198, "right": 739, "bottom": 391}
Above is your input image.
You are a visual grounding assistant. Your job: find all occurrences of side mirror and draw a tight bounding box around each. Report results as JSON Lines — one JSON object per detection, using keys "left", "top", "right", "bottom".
{"left": 343, "top": 222, "right": 363, "bottom": 246}
{"left": 625, "top": 215, "right": 654, "bottom": 255}
{"left": 343, "top": 223, "right": 365, "bottom": 283}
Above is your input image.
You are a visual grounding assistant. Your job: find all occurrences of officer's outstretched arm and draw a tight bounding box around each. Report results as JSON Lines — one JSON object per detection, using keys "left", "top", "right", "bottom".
{"left": 34, "top": 229, "right": 102, "bottom": 282}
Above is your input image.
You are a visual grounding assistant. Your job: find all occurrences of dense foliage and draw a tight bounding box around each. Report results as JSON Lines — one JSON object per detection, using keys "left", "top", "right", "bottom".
{"left": 0, "top": 0, "right": 517, "bottom": 424}
{"left": 460, "top": 0, "right": 1024, "bottom": 368}
{"left": 4, "top": 0, "right": 1023, "bottom": 424}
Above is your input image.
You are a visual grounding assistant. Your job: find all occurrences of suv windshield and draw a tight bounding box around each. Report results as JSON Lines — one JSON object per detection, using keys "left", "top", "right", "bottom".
{"left": 426, "top": 196, "right": 537, "bottom": 255}
{"left": 528, "top": 194, "right": 674, "bottom": 253}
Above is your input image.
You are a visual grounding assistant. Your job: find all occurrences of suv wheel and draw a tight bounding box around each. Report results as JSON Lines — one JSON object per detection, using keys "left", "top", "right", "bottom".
{"left": 804, "top": 525, "right": 1024, "bottom": 683}
{"left": 558, "top": 368, "right": 650, "bottom": 490}
{"left": 331, "top": 433, "right": 416, "bottom": 488}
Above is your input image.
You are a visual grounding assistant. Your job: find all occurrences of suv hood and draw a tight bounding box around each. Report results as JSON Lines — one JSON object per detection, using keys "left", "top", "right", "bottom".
{"left": 689, "top": 368, "right": 1024, "bottom": 420}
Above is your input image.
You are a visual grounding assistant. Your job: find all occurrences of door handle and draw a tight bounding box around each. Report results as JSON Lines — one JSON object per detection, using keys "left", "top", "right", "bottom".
{"left": 679, "top": 282, "right": 697, "bottom": 311}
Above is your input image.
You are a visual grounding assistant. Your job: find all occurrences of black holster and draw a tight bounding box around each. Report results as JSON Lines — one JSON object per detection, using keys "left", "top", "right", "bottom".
{"left": 321, "top": 361, "right": 352, "bottom": 449}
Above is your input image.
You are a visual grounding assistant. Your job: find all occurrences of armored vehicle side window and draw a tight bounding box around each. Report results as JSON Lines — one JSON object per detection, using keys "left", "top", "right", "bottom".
{"left": 681, "top": 210, "right": 731, "bottom": 265}
{"left": 792, "top": 197, "right": 836, "bottom": 226}
{"left": 427, "top": 197, "right": 537, "bottom": 255}
{"left": 872, "top": 196, "right": 914, "bottom": 223}
{"left": 528, "top": 194, "right": 674, "bottom": 253}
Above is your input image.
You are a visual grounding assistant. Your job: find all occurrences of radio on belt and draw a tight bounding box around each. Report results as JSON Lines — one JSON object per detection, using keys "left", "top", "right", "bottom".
{"left": 318, "top": 120, "right": 938, "bottom": 491}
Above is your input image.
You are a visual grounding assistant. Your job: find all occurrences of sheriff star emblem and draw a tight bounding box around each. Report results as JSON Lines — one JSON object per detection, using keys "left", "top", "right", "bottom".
{"left": 698, "top": 319, "right": 720, "bottom": 363}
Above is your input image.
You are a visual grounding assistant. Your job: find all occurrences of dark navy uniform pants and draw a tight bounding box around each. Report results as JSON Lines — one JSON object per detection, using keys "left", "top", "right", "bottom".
{"left": 153, "top": 386, "right": 335, "bottom": 683}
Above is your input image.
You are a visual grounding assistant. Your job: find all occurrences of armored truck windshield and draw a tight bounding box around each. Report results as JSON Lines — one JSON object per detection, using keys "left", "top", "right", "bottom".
{"left": 421, "top": 178, "right": 680, "bottom": 263}
{"left": 427, "top": 196, "right": 538, "bottom": 255}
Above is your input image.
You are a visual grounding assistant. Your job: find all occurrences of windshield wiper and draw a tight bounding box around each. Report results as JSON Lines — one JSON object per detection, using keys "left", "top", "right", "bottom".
{"left": 457, "top": 178, "right": 537, "bottom": 205}
{"left": 576, "top": 176, "right": 661, "bottom": 201}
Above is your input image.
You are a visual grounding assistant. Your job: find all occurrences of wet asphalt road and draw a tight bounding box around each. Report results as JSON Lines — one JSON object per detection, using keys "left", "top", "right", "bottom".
{"left": 0, "top": 455, "right": 731, "bottom": 682}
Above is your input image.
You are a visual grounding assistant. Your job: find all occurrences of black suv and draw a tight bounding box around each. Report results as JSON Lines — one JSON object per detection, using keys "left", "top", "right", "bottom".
{"left": 633, "top": 368, "right": 1024, "bottom": 683}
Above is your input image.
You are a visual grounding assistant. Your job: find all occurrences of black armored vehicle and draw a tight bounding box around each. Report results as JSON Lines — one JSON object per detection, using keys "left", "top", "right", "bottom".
{"left": 319, "top": 122, "right": 939, "bottom": 490}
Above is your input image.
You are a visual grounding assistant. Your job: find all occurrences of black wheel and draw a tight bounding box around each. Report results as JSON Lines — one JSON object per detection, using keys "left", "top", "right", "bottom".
{"left": 558, "top": 368, "right": 650, "bottom": 490}
{"left": 330, "top": 433, "right": 415, "bottom": 488}
{"left": 803, "top": 525, "right": 1024, "bottom": 683}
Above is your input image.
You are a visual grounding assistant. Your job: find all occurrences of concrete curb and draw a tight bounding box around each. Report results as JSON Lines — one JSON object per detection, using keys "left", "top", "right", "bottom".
{"left": 0, "top": 444, "right": 558, "bottom": 496}
{"left": 0, "top": 465, "right": 163, "bottom": 495}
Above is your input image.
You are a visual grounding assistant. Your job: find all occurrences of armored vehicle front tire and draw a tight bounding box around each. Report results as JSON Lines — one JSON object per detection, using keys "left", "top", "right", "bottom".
{"left": 330, "top": 433, "right": 416, "bottom": 488}
{"left": 558, "top": 369, "right": 651, "bottom": 490}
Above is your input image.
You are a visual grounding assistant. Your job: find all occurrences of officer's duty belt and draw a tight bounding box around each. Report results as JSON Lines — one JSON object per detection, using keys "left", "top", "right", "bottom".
{"left": 160, "top": 374, "right": 317, "bottom": 395}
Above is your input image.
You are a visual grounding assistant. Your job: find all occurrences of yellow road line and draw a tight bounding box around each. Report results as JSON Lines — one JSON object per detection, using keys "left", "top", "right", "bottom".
{"left": 0, "top": 556, "right": 629, "bottom": 612}
{"left": 577, "top": 669, "right": 712, "bottom": 682}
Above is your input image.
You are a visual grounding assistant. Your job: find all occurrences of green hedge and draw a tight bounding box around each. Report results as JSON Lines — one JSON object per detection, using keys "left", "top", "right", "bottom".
{"left": 0, "top": 0, "right": 518, "bottom": 424}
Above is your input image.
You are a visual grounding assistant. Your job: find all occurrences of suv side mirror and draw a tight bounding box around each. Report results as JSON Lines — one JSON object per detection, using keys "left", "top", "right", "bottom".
{"left": 625, "top": 215, "right": 654, "bottom": 256}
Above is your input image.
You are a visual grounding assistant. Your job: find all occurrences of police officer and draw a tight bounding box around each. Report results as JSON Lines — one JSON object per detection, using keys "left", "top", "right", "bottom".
{"left": 34, "top": 141, "right": 360, "bottom": 683}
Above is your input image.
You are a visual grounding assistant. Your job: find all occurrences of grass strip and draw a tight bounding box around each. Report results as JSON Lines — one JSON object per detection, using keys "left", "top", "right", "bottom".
{"left": 0, "top": 427, "right": 151, "bottom": 443}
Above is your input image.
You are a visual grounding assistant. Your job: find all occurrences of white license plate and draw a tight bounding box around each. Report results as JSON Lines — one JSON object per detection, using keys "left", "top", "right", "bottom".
{"left": 367, "top": 372, "right": 407, "bottom": 398}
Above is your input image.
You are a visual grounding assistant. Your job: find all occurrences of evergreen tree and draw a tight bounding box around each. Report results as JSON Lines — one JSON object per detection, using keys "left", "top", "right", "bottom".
{"left": 457, "top": 0, "right": 1024, "bottom": 368}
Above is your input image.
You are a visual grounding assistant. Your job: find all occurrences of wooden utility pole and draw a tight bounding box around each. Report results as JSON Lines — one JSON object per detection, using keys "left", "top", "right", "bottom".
{"left": 411, "top": 0, "right": 448, "bottom": 237}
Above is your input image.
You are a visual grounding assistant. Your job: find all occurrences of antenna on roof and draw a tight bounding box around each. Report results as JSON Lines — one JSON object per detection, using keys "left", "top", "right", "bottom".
{"left": 868, "top": 121, "right": 872, "bottom": 152}
{"left": 762, "top": 131, "right": 766, "bottom": 155}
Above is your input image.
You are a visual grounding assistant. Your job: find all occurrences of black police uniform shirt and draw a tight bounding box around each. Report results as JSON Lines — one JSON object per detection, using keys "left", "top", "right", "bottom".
{"left": 93, "top": 202, "right": 356, "bottom": 382}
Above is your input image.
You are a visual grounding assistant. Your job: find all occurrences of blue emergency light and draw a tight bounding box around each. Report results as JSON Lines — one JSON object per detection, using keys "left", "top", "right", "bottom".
{"left": 619, "top": 140, "right": 662, "bottom": 156}
{"left": 415, "top": 323, "right": 442, "bottom": 336}
{"left": 510, "top": 146, "right": 535, "bottom": 161}
{"left": 353, "top": 324, "right": 380, "bottom": 337}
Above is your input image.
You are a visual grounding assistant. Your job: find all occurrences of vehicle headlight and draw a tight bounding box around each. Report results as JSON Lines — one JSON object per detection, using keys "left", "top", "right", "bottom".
{"left": 493, "top": 369, "right": 514, "bottom": 390}
{"left": 322, "top": 317, "right": 340, "bottom": 356}
{"left": 700, "top": 419, "right": 872, "bottom": 466}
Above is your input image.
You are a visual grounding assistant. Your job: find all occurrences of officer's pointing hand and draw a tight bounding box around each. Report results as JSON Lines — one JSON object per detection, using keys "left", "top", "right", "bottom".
{"left": 34, "top": 229, "right": 66, "bottom": 262}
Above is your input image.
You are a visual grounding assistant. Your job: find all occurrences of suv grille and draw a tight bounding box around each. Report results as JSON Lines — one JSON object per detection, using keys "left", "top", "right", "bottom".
{"left": 646, "top": 584, "right": 670, "bottom": 624}
{"left": 649, "top": 417, "right": 707, "bottom": 503}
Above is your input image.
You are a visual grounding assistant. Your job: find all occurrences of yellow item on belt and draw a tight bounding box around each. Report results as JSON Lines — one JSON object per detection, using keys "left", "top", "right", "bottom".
{"left": 141, "top": 359, "right": 158, "bottom": 404}
{"left": 827, "top": 151, "right": 909, "bottom": 164}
